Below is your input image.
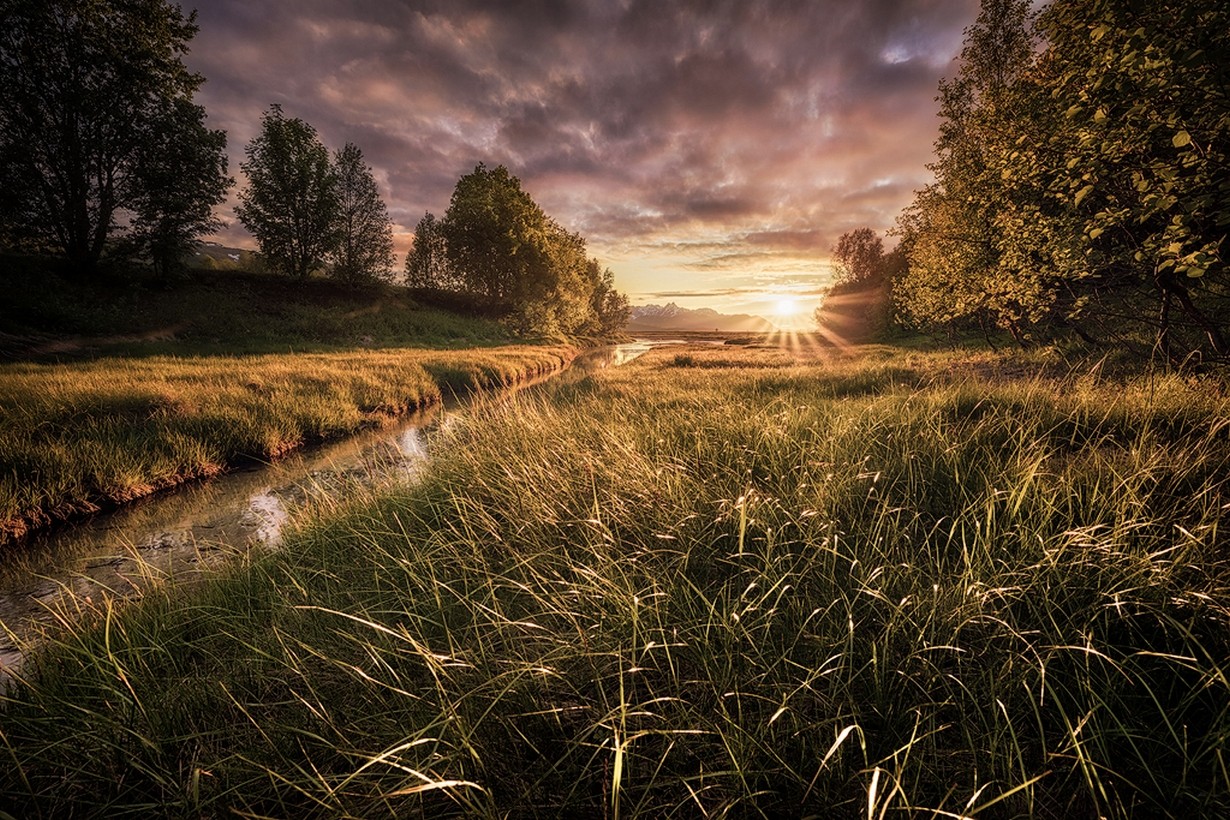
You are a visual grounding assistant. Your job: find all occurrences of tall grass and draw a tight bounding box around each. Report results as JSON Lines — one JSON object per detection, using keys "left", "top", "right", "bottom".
{"left": 0, "top": 345, "right": 575, "bottom": 541}
{"left": 1, "top": 344, "right": 1228, "bottom": 816}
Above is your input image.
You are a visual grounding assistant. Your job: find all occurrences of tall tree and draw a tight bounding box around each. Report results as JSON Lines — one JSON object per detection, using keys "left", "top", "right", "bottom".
{"left": 128, "top": 97, "right": 231, "bottom": 279}
{"left": 0, "top": 0, "right": 228, "bottom": 273}
{"left": 236, "top": 105, "right": 338, "bottom": 280}
{"left": 328, "top": 143, "right": 394, "bottom": 284}
{"left": 439, "top": 164, "right": 550, "bottom": 307}
{"left": 896, "top": 0, "right": 1037, "bottom": 342}
{"left": 405, "top": 212, "right": 455, "bottom": 289}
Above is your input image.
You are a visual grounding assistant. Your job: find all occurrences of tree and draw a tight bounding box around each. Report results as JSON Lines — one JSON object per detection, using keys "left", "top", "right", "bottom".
{"left": 1001, "top": 0, "right": 1230, "bottom": 360}
{"left": 584, "top": 260, "right": 631, "bottom": 336}
{"left": 832, "top": 228, "right": 885, "bottom": 285}
{"left": 439, "top": 164, "right": 549, "bottom": 306}
{"left": 814, "top": 228, "right": 893, "bottom": 344}
{"left": 0, "top": 0, "right": 229, "bottom": 273}
{"left": 128, "top": 97, "right": 231, "bottom": 279}
{"left": 236, "top": 105, "right": 339, "bottom": 280}
{"left": 328, "top": 143, "right": 394, "bottom": 284}
{"left": 405, "top": 212, "right": 456, "bottom": 289}
{"left": 435, "top": 163, "right": 628, "bottom": 336}
{"left": 896, "top": 0, "right": 1038, "bottom": 342}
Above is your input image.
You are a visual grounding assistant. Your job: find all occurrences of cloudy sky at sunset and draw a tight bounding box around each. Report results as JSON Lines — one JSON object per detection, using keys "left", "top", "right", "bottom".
{"left": 188, "top": 0, "right": 978, "bottom": 319}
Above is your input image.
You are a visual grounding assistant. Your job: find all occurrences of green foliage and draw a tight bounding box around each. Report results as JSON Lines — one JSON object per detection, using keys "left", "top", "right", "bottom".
{"left": 896, "top": 0, "right": 1038, "bottom": 343}
{"left": 437, "top": 164, "right": 628, "bottom": 337}
{"left": 0, "top": 0, "right": 230, "bottom": 273}
{"left": 405, "top": 211, "right": 456, "bottom": 289}
{"left": 1017, "top": 0, "right": 1230, "bottom": 359}
{"left": 328, "top": 143, "right": 394, "bottom": 284}
{"left": 236, "top": 106, "right": 339, "bottom": 280}
{"left": 900, "top": 0, "right": 1230, "bottom": 361}
{"left": 584, "top": 259, "right": 632, "bottom": 337}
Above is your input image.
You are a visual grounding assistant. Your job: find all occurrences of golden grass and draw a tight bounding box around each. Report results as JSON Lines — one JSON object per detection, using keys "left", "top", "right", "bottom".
{"left": 0, "top": 345, "right": 575, "bottom": 541}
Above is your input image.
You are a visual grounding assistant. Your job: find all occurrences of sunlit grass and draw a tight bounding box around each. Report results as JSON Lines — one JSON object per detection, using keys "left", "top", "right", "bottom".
{"left": 0, "top": 345, "right": 575, "bottom": 541}
{"left": 1, "top": 343, "right": 1228, "bottom": 816}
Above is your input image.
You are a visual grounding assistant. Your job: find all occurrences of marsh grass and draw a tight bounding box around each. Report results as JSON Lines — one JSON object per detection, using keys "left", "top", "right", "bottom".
{"left": 2, "top": 344, "right": 1228, "bottom": 817}
{"left": 0, "top": 345, "right": 575, "bottom": 540}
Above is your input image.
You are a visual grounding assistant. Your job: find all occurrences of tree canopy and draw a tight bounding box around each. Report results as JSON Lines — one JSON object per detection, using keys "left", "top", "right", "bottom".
{"left": 814, "top": 228, "right": 893, "bottom": 344}
{"left": 329, "top": 143, "right": 394, "bottom": 284}
{"left": 0, "top": 0, "right": 230, "bottom": 273}
{"left": 418, "top": 164, "right": 628, "bottom": 336}
{"left": 236, "top": 106, "right": 339, "bottom": 281}
{"left": 896, "top": 0, "right": 1229, "bottom": 361}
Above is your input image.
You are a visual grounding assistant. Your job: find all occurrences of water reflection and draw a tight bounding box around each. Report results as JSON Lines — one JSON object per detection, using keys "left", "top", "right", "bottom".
{"left": 245, "top": 490, "right": 289, "bottom": 546}
{"left": 0, "top": 341, "right": 659, "bottom": 677}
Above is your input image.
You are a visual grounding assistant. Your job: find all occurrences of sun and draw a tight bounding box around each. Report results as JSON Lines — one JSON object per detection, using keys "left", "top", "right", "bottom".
{"left": 774, "top": 297, "right": 800, "bottom": 317}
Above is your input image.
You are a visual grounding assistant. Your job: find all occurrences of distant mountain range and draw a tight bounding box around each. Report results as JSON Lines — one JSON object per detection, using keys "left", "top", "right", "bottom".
{"left": 627, "top": 303, "right": 774, "bottom": 332}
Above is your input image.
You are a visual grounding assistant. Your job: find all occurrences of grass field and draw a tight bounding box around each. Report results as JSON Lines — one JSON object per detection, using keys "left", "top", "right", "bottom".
{"left": 0, "top": 262, "right": 514, "bottom": 360}
{"left": 2, "top": 342, "right": 1228, "bottom": 817}
{"left": 0, "top": 345, "right": 576, "bottom": 541}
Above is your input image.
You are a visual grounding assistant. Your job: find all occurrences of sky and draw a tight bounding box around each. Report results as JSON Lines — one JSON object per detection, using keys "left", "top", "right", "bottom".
{"left": 187, "top": 0, "right": 979, "bottom": 322}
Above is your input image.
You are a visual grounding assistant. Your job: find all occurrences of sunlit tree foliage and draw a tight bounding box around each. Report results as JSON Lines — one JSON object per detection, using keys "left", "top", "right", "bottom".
{"left": 899, "top": 0, "right": 1229, "bottom": 361}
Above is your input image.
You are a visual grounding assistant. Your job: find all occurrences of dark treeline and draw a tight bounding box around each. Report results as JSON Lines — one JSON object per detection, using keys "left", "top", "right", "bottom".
{"left": 892, "top": 0, "right": 1229, "bottom": 363}
{"left": 0, "top": 0, "right": 230, "bottom": 279}
{"left": 0, "top": 0, "right": 627, "bottom": 337}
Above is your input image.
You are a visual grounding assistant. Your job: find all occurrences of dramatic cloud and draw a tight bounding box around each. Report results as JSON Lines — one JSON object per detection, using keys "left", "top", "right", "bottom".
{"left": 187, "top": 0, "right": 977, "bottom": 315}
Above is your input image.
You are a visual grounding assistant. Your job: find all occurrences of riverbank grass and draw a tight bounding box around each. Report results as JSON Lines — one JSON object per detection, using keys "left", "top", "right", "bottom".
{"left": 2, "top": 343, "right": 1229, "bottom": 816}
{"left": 0, "top": 345, "right": 575, "bottom": 540}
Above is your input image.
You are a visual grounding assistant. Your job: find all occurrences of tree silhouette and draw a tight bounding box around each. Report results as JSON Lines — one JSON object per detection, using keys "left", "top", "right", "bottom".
{"left": 236, "top": 106, "right": 339, "bottom": 280}
{"left": 0, "top": 0, "right": 229, "bottom": 274}
{"left": 329, "top": 143, "right": 394, "bottom": 284}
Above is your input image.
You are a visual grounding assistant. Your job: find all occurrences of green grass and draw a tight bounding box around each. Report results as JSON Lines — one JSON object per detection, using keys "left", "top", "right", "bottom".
{"left": 0, "top": 345, "right": 576, "bottom": 541}
{"left": 0, "top": 261, "right": 514, "bottom": 359}
{"left": 2, "top": 344, "right": 1228, "bottom": 817}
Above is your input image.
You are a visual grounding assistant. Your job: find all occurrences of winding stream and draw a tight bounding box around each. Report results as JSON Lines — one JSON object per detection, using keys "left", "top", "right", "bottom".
{"left": 0, "top": 340, "right": 668, "bottom": 676}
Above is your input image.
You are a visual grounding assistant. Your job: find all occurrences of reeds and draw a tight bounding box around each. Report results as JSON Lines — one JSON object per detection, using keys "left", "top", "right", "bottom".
{"left": 1, "top": 343, "right": 1227, "bottom": 817}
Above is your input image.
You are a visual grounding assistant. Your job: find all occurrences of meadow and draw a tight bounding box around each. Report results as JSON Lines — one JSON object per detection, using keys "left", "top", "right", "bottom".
{"left": 1, "top": 342, "right": 1228, "bottom": 817}
{"left": 1, "top": 263, "right": 516, "bottom": 360}
{"left": 0, "top": 345, "right": 576, "bottom": 541}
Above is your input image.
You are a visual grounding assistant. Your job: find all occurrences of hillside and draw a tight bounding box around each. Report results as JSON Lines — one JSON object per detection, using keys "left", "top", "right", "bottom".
{"left": 0, "top": 257, "right": 513, "bottom": 360}
{"left": 628, "top": 302, "right": 774, "bottom": 332}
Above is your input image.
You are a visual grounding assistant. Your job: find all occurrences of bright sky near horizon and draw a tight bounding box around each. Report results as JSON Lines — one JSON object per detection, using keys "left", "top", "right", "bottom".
{"left": 189, "top": 0, "right": 978, "bottom": 321}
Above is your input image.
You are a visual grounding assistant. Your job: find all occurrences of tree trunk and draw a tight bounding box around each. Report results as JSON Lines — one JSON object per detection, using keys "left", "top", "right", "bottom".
{"left": 1168, "top": 276, "right": 1227, "bottom": 357}
{"left": 1154, "top": 283, "right": 1173, "bottom": 364}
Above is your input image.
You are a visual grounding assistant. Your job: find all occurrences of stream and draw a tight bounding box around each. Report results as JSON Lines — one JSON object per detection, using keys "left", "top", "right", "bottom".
{"left": 0, "top": 340, "right": 669, "bottom": 676}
